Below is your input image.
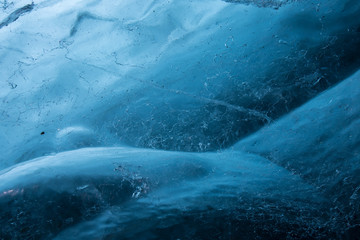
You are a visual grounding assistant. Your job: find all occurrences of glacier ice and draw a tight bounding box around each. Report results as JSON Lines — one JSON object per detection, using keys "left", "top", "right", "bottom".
{"left": 0, "top": 0, "right": 360, "bottom": 239}
{"left": 0, "top": 147, "right": 325, "bottom": 239}
{"left": 1, "top": 71, "right": 359, "bottom": 238}
{"left": 1, "top": 0, "right": 360, "bottom": 164}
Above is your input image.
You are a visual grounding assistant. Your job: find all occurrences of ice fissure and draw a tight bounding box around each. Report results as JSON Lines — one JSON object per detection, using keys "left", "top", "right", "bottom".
{"left": 0, "top": 3, "right": 34, "bottom": 29}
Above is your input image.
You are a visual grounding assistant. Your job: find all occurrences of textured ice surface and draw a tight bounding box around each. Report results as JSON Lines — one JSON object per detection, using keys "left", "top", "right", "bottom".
{"left": 1, "top": 0, "right": 360, "bottom": 165}
{"left": 0, "top": 147, "right": 328, "bottom": 239}
{"left": 1, "top": 72, "right": 359, "bottom": 238}
{"left": 0, "top": 0, "right": 360, "bottom": 239}
{"left": 223, "top": 0, "right": 292, "bottom": 9}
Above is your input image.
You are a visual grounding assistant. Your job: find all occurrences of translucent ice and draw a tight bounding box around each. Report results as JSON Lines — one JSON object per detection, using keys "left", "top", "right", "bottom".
{"left": 0, "top": 0, "right": 359, "bottom": 239}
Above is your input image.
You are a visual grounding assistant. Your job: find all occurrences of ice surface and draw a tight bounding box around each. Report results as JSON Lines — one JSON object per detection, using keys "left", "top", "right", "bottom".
{"left": 1, "top": 0, "right": 360, "bottom": 166}
{"left": 235, "top": 70, "right": 360, "bottom": 235}
{"left": 1, "top": 70, "right": 359, "bottom": 238}
{"left": 0, "top": 147, "right": 326, "bottom": 239}
{"left": 0, "top": 0, "right": 360, "bottom": 239}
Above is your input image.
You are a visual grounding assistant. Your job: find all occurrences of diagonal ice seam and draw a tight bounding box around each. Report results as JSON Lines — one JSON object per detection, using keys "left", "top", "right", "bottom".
{"left": 142, "top": 78, "right": 273, "bottom": 123}
{"left": 0, "top": 2, "right": 34, "bottom": 29}
{"left": 69, "top": 12, "right": 117, "bottom": 37}
{"left": 223, "top": 0, "right": 295, "bottom": 9}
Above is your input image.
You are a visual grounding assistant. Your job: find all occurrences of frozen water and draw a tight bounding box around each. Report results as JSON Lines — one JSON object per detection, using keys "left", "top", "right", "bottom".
{"left": 0, "top": 0, "right": 359, "bottom": 239}
{"left": 1, "top": 0, "right": 360, "bottom": 164}
{"left": 0, "top": 147, "right": 325, "bottom": 239}
{"left": 1, "top": 71, "right": 359, "bottom": 238}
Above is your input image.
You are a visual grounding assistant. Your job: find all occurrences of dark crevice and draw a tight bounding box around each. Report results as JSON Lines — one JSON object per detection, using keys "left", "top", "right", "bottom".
{"left": 223, "top": 0, "right": 293, "bottom": 9}
{"left": 69, "top": 12, "right": 114, "bottom": 37}
{"left": 0, "top": 3, "right": 34, "bottom": 29}
{"left": 70, "top": 12, "right": 99, "bottom": 37}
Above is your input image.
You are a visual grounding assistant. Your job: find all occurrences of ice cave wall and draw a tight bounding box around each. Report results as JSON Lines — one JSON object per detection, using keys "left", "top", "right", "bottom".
{"left": 0, "top": 0, "right": 360, "bottom": 239}
{"left": 1, "top": 0, "right": 360, "bottom": 169}
{"left": 1, "top": 69, "right": 359, "bottom": 239}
